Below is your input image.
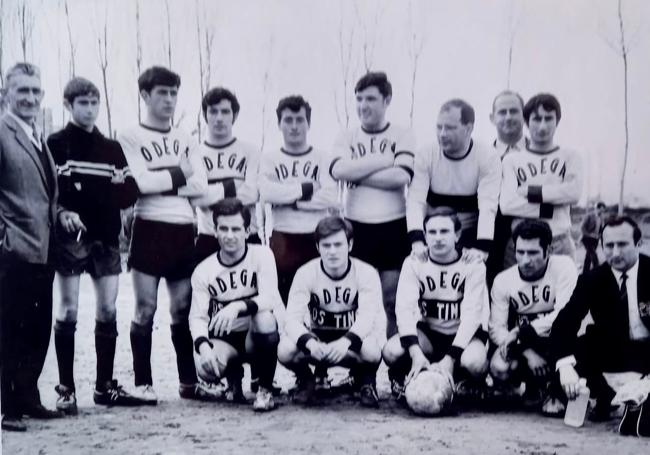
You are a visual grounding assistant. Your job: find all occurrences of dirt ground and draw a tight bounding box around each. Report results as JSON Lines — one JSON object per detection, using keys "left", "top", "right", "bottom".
{"left": 4, "top": 241, "right": 650, "bottom": 454}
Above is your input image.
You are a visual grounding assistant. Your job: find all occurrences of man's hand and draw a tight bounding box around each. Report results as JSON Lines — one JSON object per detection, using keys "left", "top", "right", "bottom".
{"left": 305, "top": 339, "right": 329, "bottom": 362}
{"left": 180, "top": 155, "right": 194, "bottom": 179}
{"left": 522, "top": 348, "right": 549, "bottom": 377}
{"left": 58, "top": 210, "right": 87, "bottom": 234}
{"left": 499, "top": 328, "right": 519, "bottom": 360}
{"left": 559, "top": 364, "right": 581, "bottom": 400}
{"left": 432, "top": 355, "right": 455, "bottom": 377}
{"left": 410, "top": 241, "right": 428, "bottom": 262}
{"left": 325, "top": 337, "right": 351, "bottom": 364}
{"left": 111, "top": 169, "right": 126, "bottom": 184}
{"left": 405, "top": 346, "right": 430, "bottom": 385}
{"left": 198, "top": 342, "right": 221, "bottom": 378}
{"left": 461, "top": 247, "right": 488, "bottom": 264}
{"left": 208, "top": 301, "right": 246, "bottom": 337}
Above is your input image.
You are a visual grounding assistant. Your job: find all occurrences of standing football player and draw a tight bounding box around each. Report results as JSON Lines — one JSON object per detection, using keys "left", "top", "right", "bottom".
{"left": 260, "top": 95, "right": 338, "bottom": 304}
{"left": 118, "top": 66, "right": 217, "bottom": 404}
{"left": 383, "top": 207, "right": 489, "bottom": 400}
{"left": 192, "top": 87, "right": 261, "bottom": 263}
{"left": 278, "top": 216, "right": 386, "bottom": 407}
{"left": 489, "top": 219, "right": 578, "bottom": 416}
{"left": 190, "top": 198, "right": 281, "bottom": 412}
{"left": 330, "top": 72, "right": 415, "bottom": 338}
{"left": 500, "top": 93, "right": 582, "bottom": 267}
{"left": 48, "top": 77, "right": 144, "bottom": 413}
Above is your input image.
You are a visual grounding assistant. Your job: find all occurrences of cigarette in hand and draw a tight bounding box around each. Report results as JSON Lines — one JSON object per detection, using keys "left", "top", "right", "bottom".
{"left": 76, "top": 230, "right": 82, "bottom": 242}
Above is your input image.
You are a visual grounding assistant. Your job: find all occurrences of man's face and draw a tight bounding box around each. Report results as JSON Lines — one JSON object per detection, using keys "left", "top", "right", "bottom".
{"left": 5, "top": 73, "right": 43, "bottom": 123}
{"left": 602, "top": 223, "right": 640, "bottom": 272}
{"left": 424, "top": 216, "right": 460, "bottom": 260}
{"left": 67, "top": 95, "right": 99, "bottom": 129}
{"left": 527, "top": 105, "right": 557, "bottom": 148}
{"left": 355, "top": 86, "right": 389, "bottom": 130}
{"left": 317, "top": 230, "right": 352, "bottom": 273}
{"left": 206, "top": 99, "right": 235, "bottom": 140}
{"left": 490, "top": 94, "right": 523, "bottom": 140}
{"left": 515, "top": 237, "right": 549, "bottom": 279}
{"left": 142, "top": 85, "right": 178, "bottom": 121}
{"left": 437, "top": 107, "right": 472, "bottom": 154}
{"left": 279, "top": 107, "right": 309, "bottom": 149}
{"left": 214, "top": 213, "right": 248, "bottom": 256}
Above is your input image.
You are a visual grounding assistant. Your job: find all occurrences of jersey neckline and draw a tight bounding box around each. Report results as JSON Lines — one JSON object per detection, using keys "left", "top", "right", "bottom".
{"left": 320, "top": 259, "right": 352, "bottom": 281}
{"left": 139, "top": 123, "right": 172, "bottom": 134}
{"left": 204, "top": 137, "right": 237, "bottom": 149}
{"left": 360, "top": 122, "right": 390, "bottom": 135}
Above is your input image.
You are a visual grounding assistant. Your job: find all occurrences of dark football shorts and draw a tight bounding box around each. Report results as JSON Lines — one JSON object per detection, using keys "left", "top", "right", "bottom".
{"left": 54, "top": 235, "right": 121, "bottom": 278}
{"left": 270, "top": 231, "right": 319, "bottom": 303}
{"left": 128, "top": 218, "right": 195, "bottom": 281}
{"left": 212, "top": 330, "right": 248, "bottom": 355}
{"left": 348, "top": 217, "right": 410, "bottom": 271}
{"left": 416, "top": 321, "right": 455, "bottom": 363}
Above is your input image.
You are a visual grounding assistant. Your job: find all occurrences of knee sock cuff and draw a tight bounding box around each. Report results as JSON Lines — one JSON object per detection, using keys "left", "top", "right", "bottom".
{"left": 170, "top": 321, "right": 191, "bottom": 335}
{"left": 130, "top": 320, "right": 153, "bottom": 335}
{"left": 95, "top": 320, "right": 118, "bottom": 338}
{"left": 252, "top": 331, "right": 280, "bottom": 346}
{"left": 54, "top": 320, "right": 77, "bottom": 334}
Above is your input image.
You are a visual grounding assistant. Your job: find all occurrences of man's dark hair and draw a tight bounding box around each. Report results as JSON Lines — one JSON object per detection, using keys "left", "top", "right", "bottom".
{"left": 212, "top": 198, "right": 250, "bottom": 229}
{"left": 423, "top": 206, "right": 462, "bottom": 233}
{"left": 512, "top": 219, "right": 553, "bottom": 254}
{"left": 440, "top": 98, "right": 475, "bottom": 125}
{"left": 600, "top": 215, "right": 642, "bottom": 245}
{"left": 202, "top": 87, "right": 240, "bottom": 122}
{"left": 314, "top": 216, "right": 354, "bottom": 243}
{"left": 276, "top": 95, "right": 311, "bottom": 124}
{"left": 523, "top": 93, "right": 561, "bottom": 125}
{"left": 355, "top": 71, "right": 392, "bottom": 99}
{"left": 63, "top": 77, "right": 100, "bottom": 104}
{"left": 138, "top": 66, "right": 181, "bottom": 93}
{"left": 491, "top": 90, "right": 524, "bottom": 112}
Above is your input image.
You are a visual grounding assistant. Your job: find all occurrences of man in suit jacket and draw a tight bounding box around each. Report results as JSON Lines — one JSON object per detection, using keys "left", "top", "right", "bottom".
{"left": 551, "top": 215, "right": 650, "bottom": 421}
{"left": 0, "top": 63, "right": 83, "bottom": 431}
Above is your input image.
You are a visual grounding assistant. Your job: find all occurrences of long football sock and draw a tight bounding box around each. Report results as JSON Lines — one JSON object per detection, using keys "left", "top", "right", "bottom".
{"left": 54, "top": 320, "right": 76, "bottom": 389}
{"left": 171, "top": 321, "right": 198, "bottom": 385}
{"left": 251, "top": 332, "right": 279, "bottom": 389}
{"left": 95, "top": 320, "right": 118, "bottom": 388}
{"left": 130, "top": 321, "right": 153, "bottom": 386}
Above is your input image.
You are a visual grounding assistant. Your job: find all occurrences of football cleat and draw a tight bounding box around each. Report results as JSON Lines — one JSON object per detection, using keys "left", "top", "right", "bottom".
{"left": 179, "top": 382, "right": 223, "bottom": 402}
{"left": 130, "top": 384, "right": 158, "bottom": 405}
{"left": 293, "top": 375, "right": 317, "bottom": 405}
{"left": 253, "top": 387, "right": 276, "bottom": 412}
{"left": 55, "top": 384, "right": 78, "bottom": 415}
{"left": 94, "top": 380, "right": 151, "bottom": 407}
{"left": 359, "top": 383, "right": 380, "bottom": 408}
{"left": 224, "top": 380, "right": 247, "bottom": 404}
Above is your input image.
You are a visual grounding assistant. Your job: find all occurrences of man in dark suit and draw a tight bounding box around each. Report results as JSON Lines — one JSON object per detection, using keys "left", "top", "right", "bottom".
{"left": 0, "top": 63, "right": 83, "bottom": 431}
{"left": 551, "top": 216, "right": 650, "bottom": 421}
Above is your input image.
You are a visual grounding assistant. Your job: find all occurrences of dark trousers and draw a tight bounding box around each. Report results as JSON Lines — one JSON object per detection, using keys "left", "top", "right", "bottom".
{"left": 1, "top": 258, "right": 55, "bottom": 417}
{"left": 581, "top": 237, "right": 599, "bottom": 274}
{"left": 574, "top": 331, "right": 650, "bottom": 403}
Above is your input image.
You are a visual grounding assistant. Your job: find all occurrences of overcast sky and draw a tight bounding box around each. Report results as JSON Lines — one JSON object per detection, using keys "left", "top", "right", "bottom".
{"left": 2, "top": 0, "right": 649, "bottom": 206}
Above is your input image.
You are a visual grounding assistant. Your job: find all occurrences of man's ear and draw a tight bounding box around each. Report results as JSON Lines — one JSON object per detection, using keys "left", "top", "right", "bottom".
{"left": 140, "top": 89, "right": 149, "bottom": 102}
{"left": 348, "top": 239, "right": 354, "bottom": 253}
{"left": 63, "top": 100, "right": 72, "bottom": 113}
{"left": 489, "top": 112, "right": 495, "bottom": 125}
{"left": 384, "top": 94, "right": 392, "bottom": 106}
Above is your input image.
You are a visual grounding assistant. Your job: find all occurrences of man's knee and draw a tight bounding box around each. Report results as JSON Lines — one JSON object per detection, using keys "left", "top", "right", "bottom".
{"left": 251, "top": 310, "right": 278, "bottom": 334}
{"left": 133, "top": 298, "right": 157, "bottom": 324}
{"left": 460, "top": 341, "right": 488, "bottom": 377}
{"left": 360, "top": 337, "right": 382, "bottom": 364}
{"left": 277, "top": 337, "right": 300, "bottom": 365}
{"left": 382, "top": 336, "right": 404, "bottom": 365}
{"left": 490, "top": 350, "right": 516, "bottom": 382}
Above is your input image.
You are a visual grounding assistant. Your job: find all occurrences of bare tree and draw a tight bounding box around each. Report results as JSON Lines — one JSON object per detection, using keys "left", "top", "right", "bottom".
{"left": 0, "top": 0, "right": 5, "bottom": 87}
{"left": 64, "top": 0, "right": 76, "bottom": 77}
{"left": 17, "top": 0, "right": 34, "bottom": 61}
{"left": 195, "top": 0, "right": 205, "bottom": 140}
{"left": 164, "top": 0, "right": 173, "bottom": 68}
{"left": 353, "top": 0, "right": 385, "bottom": 72}
{"left": 97, "top": 18, "right": 113, "bottom": 138}
{"left": 135, "top": 0, "right": 143, "bottom": 122}
{"left": 260, "top": 34, "right": 275, "bottom": 152}
{"left": 407, "top": 0, "right": 425, "bottom": 127}
{"left": 333, "top": 0, "right": 359, "bottom": 128}
{"left": 504, "top": 0, "right": 520, "bottom": 89}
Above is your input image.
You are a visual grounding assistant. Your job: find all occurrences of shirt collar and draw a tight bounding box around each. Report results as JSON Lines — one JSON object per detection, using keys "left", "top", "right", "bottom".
{"left": 611, "top": 258, "right": 639, "bottom": 283}
{"left": 494, "top": 135, "right": 527, "bottom": 151}
{"left": 7, "top": 111, "right": 41, "bottom": 148}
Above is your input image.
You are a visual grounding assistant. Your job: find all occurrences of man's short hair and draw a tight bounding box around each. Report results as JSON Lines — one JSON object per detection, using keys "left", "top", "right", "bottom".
{"left": 4, "top": 62, "right": 40, "bottom": 88}
{"left": 440, "top": 99, "right": 475, "bottom": 125}
{"left": 491, "top": 90, "right": 524, "bottom": 112}
{"left": 523, "top": 93, "right": 561, "bottom": 125}
{"left": 63, "top": 77, "right": 100, "bottom": 104}
{"left": 275, "top": 95, "right": 311, "bottom": 124}
{"left": 138, "top": 66, "right": 181, "bottom": 93}
{"left": 314, "top": 216, "right": 354, "bottom": 243}
{"left": 423, "top": 206, "right": 462, "bottom": 232}
{"left": 600, "top": 215, "right": 642, "bottom": 245}
{"left": 355, "top": 71, "right": 392, "bottom": 99}
{"left": 512, "top": 219, "right": 553, "bottom": 254}
{"left": 201, "top": 87, "right": 240, "bottom": 122}
{"left": 212, "top": 198, "right": 250, "bottom": 229}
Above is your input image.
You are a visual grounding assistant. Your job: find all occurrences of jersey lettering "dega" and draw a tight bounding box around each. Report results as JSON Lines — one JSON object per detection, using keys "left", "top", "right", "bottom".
{"left": 508, "top": 284, "right": 553, "bottom": 312}
{"left": 274, "top": 160, "right": 319, "bottom": 181}
{"left": 203, "top": 153, "right": 247, "bottom": 173}
{"left": 140, "top": 137, "right": 190, "bottom": 162}
{"left": 515, "top": 156, "right": 567, "bottom": 185}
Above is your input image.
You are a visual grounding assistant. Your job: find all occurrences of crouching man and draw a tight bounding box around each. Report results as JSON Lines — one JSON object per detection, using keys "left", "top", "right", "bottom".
{"left": 190, "top": 198, "right": 282, "bottom": 412}
{"left": 278, "top": 216, "right": 386, "bottom": 407}
{"left": 383, "top": 207, "right": 490, "bottom": 400}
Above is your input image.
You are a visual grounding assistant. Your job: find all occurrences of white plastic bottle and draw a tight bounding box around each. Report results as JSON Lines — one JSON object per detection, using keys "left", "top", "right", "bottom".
{"left": 564, "top": 378, "right": 590, "bottom": 427}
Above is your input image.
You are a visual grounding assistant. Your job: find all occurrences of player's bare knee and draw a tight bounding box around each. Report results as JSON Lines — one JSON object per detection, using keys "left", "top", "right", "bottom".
{"left": 489, "top": 351, "right": 512, "bottom": 382}
{"left": 460, "top": 344, "right": 488, "bottom": 377}
{"left": 382, "top": 336, "right": 403, "bottom": 365}
{"left": 251, "top": 310, "right": 278, "bottom": 334}
{"left": 133, "top": 299, "right": 157, "bottom": 325}
{"left": 277, "top": 337, "right": 299, "bottom": 364}
{"left": 360, "top": 338, "right": 382, "bottom": 364}
{"left": 96, "top": 301, "right": 117, "bottom": 323}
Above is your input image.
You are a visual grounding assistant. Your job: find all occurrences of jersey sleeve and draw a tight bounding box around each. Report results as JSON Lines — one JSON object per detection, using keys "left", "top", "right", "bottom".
{"left": 347, "top": 263, "right": 383, "bottom": 342}
{"left": 284, "top": 264, "right": 313, "bottom": 346}
{"left": 177, "top": 139, "right": 208, "bottom": 198}
{"left": 499, "top": 154, "right": 543, "bottom": 218}
{"left": 395, "top": 257, "right": 423, "bottom": 347}
{"left": 393, "top": 128, "right": 416, "bottom": 181}
{"left": 406, "top": 145, "right": 433, "bottom": 243}
{"left": 451, "top": 263, "right": 488, "bottom": 351}
{"left": 189, "top": 264, "right": 212, "bottom": 342}
{"left": 476, "top": 147, "right": 501, "bottom": 244}
{"left": 258, "top": 152, "right": 306, "bottom": 204}
{"left": 111, "top": 141, "right": 139, "bottom": 208}
{"left": 530, "top": 256, "right": 578, "bottom": 336}
{"left": 535, "top": 150, "right": 582, "bottom": 205}
{"left": 249, "top": 247, "right": 281, "bottom": 313}
{"left": 488, "top": 271, "right": 512, "bottom": 346}
{"left": 297, "top": 150, "right": 339, "bottom": 211}
{"left": 236, "top": 145, "right": 261, "bottom": 206}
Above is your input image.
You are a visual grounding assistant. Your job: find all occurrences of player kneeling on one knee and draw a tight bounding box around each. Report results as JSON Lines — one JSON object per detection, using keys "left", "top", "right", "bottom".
{"left": 383, "top": 207, "right": 490, "bottom": 403}
{"left": 488, "top": 220, "right": 577, "bottom": 416}
{"left": 278, "top": 216, "right": 386, "bottom": 408}
{"left": 190, "top": 198, "right": 282, "bottom": 412}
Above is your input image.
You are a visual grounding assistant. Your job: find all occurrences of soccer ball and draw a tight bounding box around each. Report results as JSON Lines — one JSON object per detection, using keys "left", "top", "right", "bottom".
{"left": 404, "top": 367, "right": 454, "bottom": 416}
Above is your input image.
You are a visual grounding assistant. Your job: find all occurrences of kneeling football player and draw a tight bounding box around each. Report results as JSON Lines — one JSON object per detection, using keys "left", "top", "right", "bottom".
{"left": 489, "top": 219, "right": 577, "bottom": 416}
{"left": 190, "top": 198, "right": 282, "bottom": 412}
{"left": 278, "top": 216, "right": 386, "bottom": 407}
{"left": 383, "top": 207, "right": 490, "bottom": 401}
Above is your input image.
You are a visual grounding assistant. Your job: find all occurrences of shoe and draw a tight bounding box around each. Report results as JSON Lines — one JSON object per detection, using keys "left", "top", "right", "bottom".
{"left": 179, "top": 382, "right": 223, "bottom": 402}
{"left": 224, "top": 380, "right": 247, "bottom": 404}
{"left": 390, "top": 378, "right": 406, "bottom": 401}
{"left": 315, "top": 374, "right": 332, "bottom": 392}
{"left": 130, "top": 384, "right": 158, "bottom": 405}
{"left": 55, "top": 384, "right": 78, "bottom": 415}
{"left": 250, "top": 378, "right": 283, "bottom": 396}
{"left": 2, "top": 416, "right": 26, "bottom": 432}
{"left": 540, "top": 395, "right": 566, "bottom": 417}
{"left": 94, "top": 380, "right": 151, "bottom": 406}
{"left": 293, "top": 375, "right": 316, "bottom": 405}
{"left": 359, "top": 383, "right": 380, "bottom": 408}
{"left": 22, "top": 404, "right": 64, "bottom": 419}
{"left": 253, "top": 387, "right": 276, "bottom": 412}
{"left": 522, "top": 384, "right": 544, "bottom": 408}
{"left": 589, "top": 400, "right": 618, "bottom": 422}
{"left": 455, "top": 379, "right": 487, "bottom": 401}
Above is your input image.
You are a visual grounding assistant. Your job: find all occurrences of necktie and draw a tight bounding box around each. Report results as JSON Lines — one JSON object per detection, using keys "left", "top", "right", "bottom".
{"left": 31, "top": 125, "right": 42, "bottom": 151}
{"left": 620, "top": 272, "right": 628, "bottom": 306}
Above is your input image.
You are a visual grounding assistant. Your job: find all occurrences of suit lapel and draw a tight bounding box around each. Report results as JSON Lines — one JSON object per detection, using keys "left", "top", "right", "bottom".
{"left": 4, "top": 115, "right": 50, "bottom": 191}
